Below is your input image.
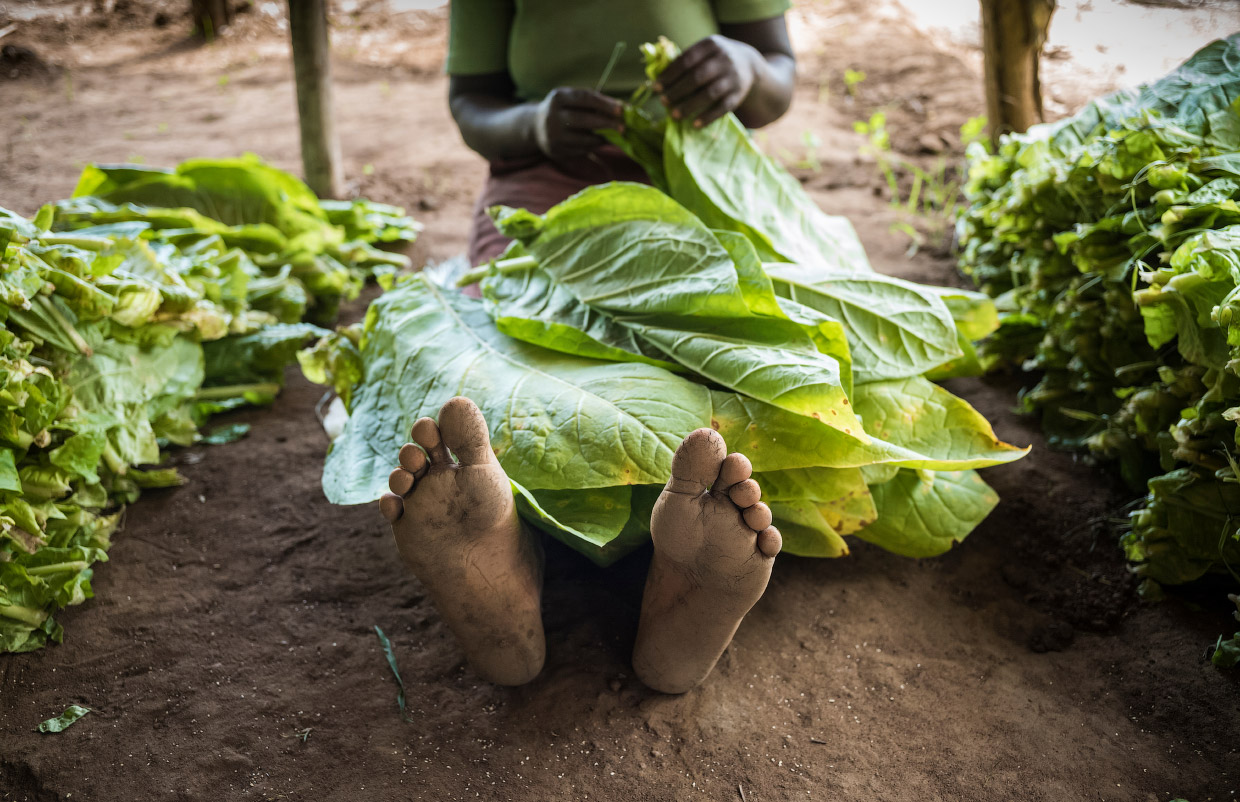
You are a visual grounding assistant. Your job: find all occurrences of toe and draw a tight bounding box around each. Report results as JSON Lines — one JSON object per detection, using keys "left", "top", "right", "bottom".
{"left": 389, "top": 468, "right": 416, "bottom": 497}
{"left": 666, "top": 428, "right": 726, "bottom": 495}
{"left": 742, "top": 501, "right": 772, "bottom": 532}
{"left": 714, "top": 452, "right": 752, "bottom": 493}
{"left": 728, "top": 478, "right": 761, "bottom": 508}
{"left": 379, "top": 492, "right": 404, "bottom": 523}
{"left": 412, "top": 416, "right": 451, "bottom": 463}
{"left": 438, "top": 396, "right": 494, "bottom": 466}
{"left": 399, "top": 443, "right": 428, "bottom": 476}
{"left": 756, "top": 525, "right": 782, "bottom": 558}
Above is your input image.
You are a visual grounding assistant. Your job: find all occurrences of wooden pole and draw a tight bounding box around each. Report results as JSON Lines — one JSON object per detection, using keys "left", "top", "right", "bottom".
{"left": 191, "top": 0, "right": 233, "bottom": 40}
{"left": 288, "top": 0, "right": 343, "bottom": 199}
{"left": 979, "top": 0, "right": 1055, "bottom": 142}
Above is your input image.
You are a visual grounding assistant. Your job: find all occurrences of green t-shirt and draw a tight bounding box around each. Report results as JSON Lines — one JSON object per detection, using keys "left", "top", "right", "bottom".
{"left": 446, "top": 0, "right": 791, "bottom": 101}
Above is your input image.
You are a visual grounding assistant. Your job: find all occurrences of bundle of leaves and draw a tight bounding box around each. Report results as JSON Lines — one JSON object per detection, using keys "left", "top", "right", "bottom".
{"left": 958, "top": 34, "right": 1240, "bottom": 662}
{"left": 0, "top": 157, "right": 419, "bottom": 652}
{"left": 304, "top": 39, "right": 1027, "bottom": 567}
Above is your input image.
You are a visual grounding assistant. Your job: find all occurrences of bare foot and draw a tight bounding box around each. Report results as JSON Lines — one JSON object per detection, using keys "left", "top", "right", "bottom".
{"left": 379, "top": 397, "right": 545, "bottom": 686}
{"left": 632, "top": 428, "right": 782, "bottom": 694}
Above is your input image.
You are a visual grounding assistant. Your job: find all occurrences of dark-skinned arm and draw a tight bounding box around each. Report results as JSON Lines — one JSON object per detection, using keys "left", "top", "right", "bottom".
{"left": 655, "top": 16, "right": 796, "bottom": 130}
{"left": 448, "top": 72, "right": 625, "bottom": 164}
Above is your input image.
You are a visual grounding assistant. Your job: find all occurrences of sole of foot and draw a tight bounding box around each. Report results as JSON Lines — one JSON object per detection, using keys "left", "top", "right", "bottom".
{"left": 380, "top": 396, "right": 545, "bottom": 686}
{"left": 632, "top": 428, "right": 782, "bottom": 694}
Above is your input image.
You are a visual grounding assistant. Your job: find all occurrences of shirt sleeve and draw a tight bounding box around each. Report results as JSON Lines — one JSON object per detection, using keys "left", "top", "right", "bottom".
{"left": 446, "top": 0, "right": 516, "bottom": 76}
{"left": 712, "top": 0, "right": 792, "bottom": 25}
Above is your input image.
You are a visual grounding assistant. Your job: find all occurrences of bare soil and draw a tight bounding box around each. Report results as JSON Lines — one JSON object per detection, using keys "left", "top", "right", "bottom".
{"left": 1, "top": 2, "right": 1237, "bottom": 800}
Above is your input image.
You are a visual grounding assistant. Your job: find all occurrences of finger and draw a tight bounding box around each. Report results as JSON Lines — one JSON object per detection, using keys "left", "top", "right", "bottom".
{"left": 379, "top": 492, "right": 404, "bottom": 523}
{"left": 742, "top": 501, "right": 773, "bottom": 532}
{"left": 398, "top": 443, "right": 428, "bottom": 477}
{"left": 729, "top": 479, "right": 761, "bottom": 509}
{"left": 389, "top": 468, "right": 416, "bottom": 497}
{"left": 693, "top": 87, "right": 747, "bottom": 128}
{"left": 662, "top": 57, "right": 728, "bottom": 111}
{"left": 557, "top": 87, "right": 626, "bottom": 117}
{"left": 674, "top": 74, "right": 737, "bottom": 124}
{"left": 549, "top": 130, "right": 608, "bottom": 157}
{"left": 653, "top": 38, "right": 716, "bottom": 93}
{"left": 757, "top": 525, "right": 782, "bottom": 558}
{"left": 560, "top": 109, "right": 627, "bottom": 133}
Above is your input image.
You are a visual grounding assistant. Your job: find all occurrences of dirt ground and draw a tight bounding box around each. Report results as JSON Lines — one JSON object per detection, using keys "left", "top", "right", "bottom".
{"left": 1, "top": 1, "right": 1238, "bottom": 800}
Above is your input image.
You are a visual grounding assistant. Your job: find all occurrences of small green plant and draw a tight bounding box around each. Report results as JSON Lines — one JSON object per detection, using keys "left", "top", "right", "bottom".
{"left": 843, "top": 68, "right": 866, "bottom": 97}
{"left": 960, "top": 115, "right": 988, "bottom": 149}
{"left": 776, "top": 130, "right": 822, "bottom": 172}
{"left": 854, "top": 111, "right": 974, "bottom": 254}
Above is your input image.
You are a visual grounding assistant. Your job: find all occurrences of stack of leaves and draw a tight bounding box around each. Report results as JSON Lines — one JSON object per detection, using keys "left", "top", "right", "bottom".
{"left": 958, "top": 35, "right": 1240, "bottom": 661}
{"left": 0, "top": 157, "right": 418, "bottom": 652}
{"left": 304, "top": 39, "right": 1027, "bottom": 567}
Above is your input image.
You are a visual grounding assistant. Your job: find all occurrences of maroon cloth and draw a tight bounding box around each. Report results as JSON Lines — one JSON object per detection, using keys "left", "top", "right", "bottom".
{"left": 467, "top": 146, "right": 652, "bottom": 266}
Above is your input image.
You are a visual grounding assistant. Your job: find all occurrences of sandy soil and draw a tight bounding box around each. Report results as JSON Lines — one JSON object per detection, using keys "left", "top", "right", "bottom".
{"left": 1, "top": 2, "right": 1237, "bottom": 800}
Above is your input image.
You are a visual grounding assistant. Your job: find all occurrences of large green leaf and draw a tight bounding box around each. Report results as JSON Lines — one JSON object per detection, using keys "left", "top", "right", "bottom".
{"left": 767, "top": 263, "right": 962, "bottom": 381}
{"left": 923, "top": 285, "right": 1001, "bottom": 342}
{"left": 322, "top": 275, "right": 712, "bottom": 502}
{"left": 757, "top": 467, "right": 876, "bottom": 536}
{"left": 495, "top": 183, "right": 760, "bottom": 321}
{"left": 488, "top": 185, "right": 864, "bottom": 434}
{"left": 513, "top": 482, "right": 660, "bottom": 566}
{"left": 71, "top": 156, "right": 332, "bottom": 247}
{"left": 758, "top": 466, "right": 876, "bottom": 558}
{"left": 629, "top": 319, "right": 857, "bottom": 429}
{"left": 664, "top": 115, "right": 871, "bottom": 273}
{"left": 512, "top": 481, "right": 629, "bottom": 544}
{"left": 920, "top": 285, "right": 1000, "bottom": 379}
{"left": 482, "top": 266, "right": 677, "bottom": 369}
{"left": 708, "top": 387, "right": 1026, "bottom": 472}
{"left": 854, "top": 469, "right": 998, "bottom": 557}
{"left": 851, "top": 377, "right": 1028, "bottom": 468}
{"left": 769, "top": 502, "right": 848, "bottom": 557}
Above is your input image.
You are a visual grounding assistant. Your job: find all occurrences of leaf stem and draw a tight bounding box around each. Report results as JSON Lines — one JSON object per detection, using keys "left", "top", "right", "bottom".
{"left": 26, "top": 561, "right": 90, "bottom": 577}
{"left": 0, "top": 603, "right": 49, "bottom": 627}
{"left": 455, "top": 255, "right": 538, "bottom": 288}
{"left": 37, "top": 295, "right": 92, "bottom": 357}
{"left": 194, "top": 382, "right": 282, "bottom": 400}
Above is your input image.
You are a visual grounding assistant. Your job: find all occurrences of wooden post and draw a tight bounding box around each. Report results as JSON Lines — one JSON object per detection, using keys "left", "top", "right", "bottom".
{"left": 190, "top": 0, "right": 232, "bottom": 40}
{"left": 979, "top": 0, "right": 1055, "bottom": 141}
{"left": 288, "top": 0, "right": 343, "bottom": 199}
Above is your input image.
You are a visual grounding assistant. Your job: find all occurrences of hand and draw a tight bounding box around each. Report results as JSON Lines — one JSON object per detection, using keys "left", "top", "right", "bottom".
{"left": 533, "top": 87, "right": 626, "bottom": 161}
{"left": 654, "top": 35, "right": 759, "bottom": 129}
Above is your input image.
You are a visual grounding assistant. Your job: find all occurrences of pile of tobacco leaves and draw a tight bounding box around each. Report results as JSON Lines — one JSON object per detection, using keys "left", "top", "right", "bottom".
{"left": 304, "top": 41, "right": 1027, "bottom": 569}
{"left": 0, "top": 155, "right": 418, "bottom": 652}
{"left": 958, "top": 35, "right": 1240, "bottom": 666}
